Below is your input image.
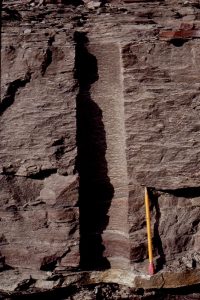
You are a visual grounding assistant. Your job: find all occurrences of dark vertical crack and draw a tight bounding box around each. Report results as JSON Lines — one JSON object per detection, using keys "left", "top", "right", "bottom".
{"left": 41, "top": 36, "right": 55, "bottom": 76}
{"left": 149, "top": 188, "right": 166, "bottom": 272}
{"left": 0, "top": 70, "right": 32, "bottom": 116}
{"left": 74, "top": 31, "right": 114, "bottom": 270}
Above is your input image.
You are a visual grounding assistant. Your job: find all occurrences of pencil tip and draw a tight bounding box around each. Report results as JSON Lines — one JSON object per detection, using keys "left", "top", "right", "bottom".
{"left": 148, "top": 262, "right": 155, "bottom": 275}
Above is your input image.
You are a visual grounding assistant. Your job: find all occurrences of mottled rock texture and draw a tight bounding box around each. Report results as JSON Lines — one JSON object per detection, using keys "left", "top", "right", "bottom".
{"left": 1, "top": 0, "right": 200, "bottom": 297}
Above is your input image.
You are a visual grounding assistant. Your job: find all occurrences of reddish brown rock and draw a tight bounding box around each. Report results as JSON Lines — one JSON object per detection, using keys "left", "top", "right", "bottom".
{"left": 159, "top": 29, "right": 200, "bottom": 40}
{"left": 1, "top": 0, "right": 200, "bottom": 296}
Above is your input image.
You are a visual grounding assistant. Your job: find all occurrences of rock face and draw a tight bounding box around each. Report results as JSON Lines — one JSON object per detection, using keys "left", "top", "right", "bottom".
{"left": 1, "top": 13, "right": 79, "bottom": 272}
{"left": 1, "top": 0, "right": 200, "bottom": 297}
{"left": 123, "top": 35, "right": 200, "bottom": 269}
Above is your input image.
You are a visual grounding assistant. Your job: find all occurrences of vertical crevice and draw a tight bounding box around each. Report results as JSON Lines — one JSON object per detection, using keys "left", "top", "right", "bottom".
{"left": 149, "top": 189, "right": 166, "bottom": 272}
{"left": 41, "top": 36, "right": 55, "bottom": 76}
{"left": 74, "top": 32, "right": 114, "bottom": 270}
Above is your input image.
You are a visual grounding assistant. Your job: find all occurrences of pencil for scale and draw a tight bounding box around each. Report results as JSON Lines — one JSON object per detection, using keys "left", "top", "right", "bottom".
{"left": 144, "top": 187, "right": 155, "bottom": 275}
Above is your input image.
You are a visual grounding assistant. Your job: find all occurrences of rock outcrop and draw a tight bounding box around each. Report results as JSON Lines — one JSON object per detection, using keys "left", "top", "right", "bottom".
{"left": 1, "top": 0, "right": 200, "bottom": 298}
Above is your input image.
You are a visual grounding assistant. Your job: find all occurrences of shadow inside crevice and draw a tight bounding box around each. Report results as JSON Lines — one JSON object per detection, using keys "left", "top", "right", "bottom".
{"left": 159, "top": 187, "right": 200, "bottom": 198}
{"left": 74, "top": 32, "right": 114, "bottom": 270}
{"left": 149, "top": 189, "right": 166, "bottom": 272}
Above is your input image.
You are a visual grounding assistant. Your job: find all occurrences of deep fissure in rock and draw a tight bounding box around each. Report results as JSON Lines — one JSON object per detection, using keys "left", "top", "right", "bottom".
{"left": 74, "top": 32, "right": 114, "bottom": 270}
{"left": 41, "top": 36, "right": 55, "bottom": 76}
{"left": 149, "top": 189, "right": 166, "bottom": 272}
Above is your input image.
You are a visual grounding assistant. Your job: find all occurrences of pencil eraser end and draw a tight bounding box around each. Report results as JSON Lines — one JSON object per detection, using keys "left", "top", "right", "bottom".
{"left": 148, "top": 262, "right": 154, "bottom": 275}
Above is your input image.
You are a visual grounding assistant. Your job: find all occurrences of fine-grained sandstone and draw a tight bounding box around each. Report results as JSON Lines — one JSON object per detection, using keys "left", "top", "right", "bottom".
{"left": 1, "top": 0, "right": 200, "bottom": 297}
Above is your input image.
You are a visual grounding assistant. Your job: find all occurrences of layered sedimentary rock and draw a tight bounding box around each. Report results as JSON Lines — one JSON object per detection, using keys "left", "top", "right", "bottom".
{"left": 1, "top": 18, "right": 79, "bottom": 272}
{"left": 1, "top": 0, "right": 200, "bottom": 297}
{"left": 76, "top": 38, "right": 129, "bottom": 269}
{"left": 123, "top": 34, "right": 200, "bottom": 270}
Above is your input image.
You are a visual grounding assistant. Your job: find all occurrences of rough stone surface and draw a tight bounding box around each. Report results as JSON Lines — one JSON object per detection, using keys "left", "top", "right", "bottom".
{"left": 1, "top": 0, "right": 200, "bottom": 298}
{"left": 1, "top": 10, "right": 79, "bottom": 273}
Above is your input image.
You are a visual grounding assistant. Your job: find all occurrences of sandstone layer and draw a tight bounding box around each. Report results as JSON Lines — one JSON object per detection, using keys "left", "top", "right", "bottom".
{"left": 1, "top": 0, "right": 200, "bottom": 298}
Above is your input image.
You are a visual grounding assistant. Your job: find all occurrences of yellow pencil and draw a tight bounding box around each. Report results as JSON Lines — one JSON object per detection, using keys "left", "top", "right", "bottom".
{"left": 144, "top": 187, "right": 154, "bottom": 275}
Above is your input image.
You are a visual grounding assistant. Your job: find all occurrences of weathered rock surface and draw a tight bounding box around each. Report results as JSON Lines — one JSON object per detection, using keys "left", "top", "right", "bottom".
{"left": 1, "top": 0, "right": 200, "bottom": 297}
{"left": 1, "top": 11, "right": 79, "bottom": 273}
